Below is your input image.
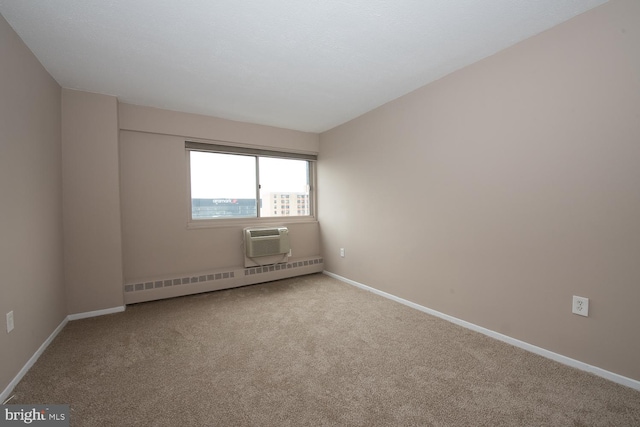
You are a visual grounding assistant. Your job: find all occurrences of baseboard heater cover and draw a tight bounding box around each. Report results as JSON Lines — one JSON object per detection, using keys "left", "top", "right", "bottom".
{"left": 123, "top": 256, "right": 323, "bottom": 304}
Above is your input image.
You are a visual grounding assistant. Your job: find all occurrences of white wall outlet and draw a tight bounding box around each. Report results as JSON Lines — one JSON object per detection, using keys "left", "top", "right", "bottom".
{"left": 6, "top": 311, "right": 14, "bottom": 333}
{"left": 340, "top": 248, "right": 345, "bottom": 258}
{"left": 572, "top": 296, "right": 589, "bottom": 317}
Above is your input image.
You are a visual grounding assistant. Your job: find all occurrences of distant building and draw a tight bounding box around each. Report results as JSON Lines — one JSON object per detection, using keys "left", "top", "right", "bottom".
{"left": 192, "top": 198, "right": 257, "bottom": 219}
{"left": 192, "top": 192, "right": 309, "bottom": 219}
{"left": 262, "top": 192, "right": 310, "bottom": 217}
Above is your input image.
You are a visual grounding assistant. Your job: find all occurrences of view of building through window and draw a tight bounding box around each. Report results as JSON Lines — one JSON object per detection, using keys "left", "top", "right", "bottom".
{"left": 262, "top": 192, "right": 310, "bottom": 217}
{"left": 191, "top": 192, "right": 309, "bottom": 219}
{"left": 190, "top": 151, "right": 311, "bottom": 219}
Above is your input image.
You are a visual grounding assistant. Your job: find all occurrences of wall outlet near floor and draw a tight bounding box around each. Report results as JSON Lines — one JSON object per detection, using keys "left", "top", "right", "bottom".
{"left": 340, "top": 248, "right": 345, "bottom": 258}
{"left": 572, "top": 296, "right": 589, "bottom": 317}
{"left": 6, "top": 311, "right": 14, "bottom": 333}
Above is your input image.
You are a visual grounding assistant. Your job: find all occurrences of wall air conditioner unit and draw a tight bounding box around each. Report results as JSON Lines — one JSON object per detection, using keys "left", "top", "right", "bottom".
{"left": 244, "top": 227, "right": 290, "bottom": 258}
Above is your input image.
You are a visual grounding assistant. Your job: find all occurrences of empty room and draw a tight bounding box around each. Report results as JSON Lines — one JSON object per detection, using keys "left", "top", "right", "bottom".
{"left": 1, "top": 0, "right": 639, "bottom": 425}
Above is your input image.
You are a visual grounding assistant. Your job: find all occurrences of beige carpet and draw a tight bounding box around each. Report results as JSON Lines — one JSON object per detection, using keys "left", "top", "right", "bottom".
{"left": 7, "top": 273, "right": 640, "bottom": 426}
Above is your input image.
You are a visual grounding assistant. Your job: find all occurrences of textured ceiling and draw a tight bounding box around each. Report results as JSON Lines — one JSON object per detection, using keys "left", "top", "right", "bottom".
{"left": 0, "top": 1, "right": 607, "bottom": 133}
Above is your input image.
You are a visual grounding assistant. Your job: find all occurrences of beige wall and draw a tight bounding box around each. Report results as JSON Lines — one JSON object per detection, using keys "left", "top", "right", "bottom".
{"left": 62, "top": 89, "right": 124, "bottom": 314}
{"left": 119, "top": 105, "right": 320, "bottom": 284}
{"left": 0, "top": 15, "right": 66, "bottom": 393}
{"left": 119, "top": 103, "right": 319, "bottom": 153}
{"left": 319, "top": 0, "right": 640, "bottom": 381}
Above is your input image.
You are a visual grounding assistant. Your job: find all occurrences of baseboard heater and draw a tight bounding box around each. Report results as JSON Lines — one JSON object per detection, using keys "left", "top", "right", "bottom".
{"left": 123, "top": 256, "right": 323, "bottom": 305}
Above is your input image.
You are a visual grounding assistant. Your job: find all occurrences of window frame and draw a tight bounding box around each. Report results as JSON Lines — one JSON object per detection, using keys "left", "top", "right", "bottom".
{"left": 185, "top": 141, "right": 317, "bottom": 228}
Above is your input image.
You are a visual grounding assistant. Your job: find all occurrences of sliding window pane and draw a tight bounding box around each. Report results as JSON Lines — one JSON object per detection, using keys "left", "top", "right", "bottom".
{"left": 190, "top": 151, "right": 256, "bottom": 219}
{"left": 259, "top": 157, "right": 310, "bottom": 217}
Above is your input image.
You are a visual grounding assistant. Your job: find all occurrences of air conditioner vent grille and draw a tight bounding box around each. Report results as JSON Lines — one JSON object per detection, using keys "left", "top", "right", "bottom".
{"left": 249, "top": 229, "right": 280, "bottom": 237}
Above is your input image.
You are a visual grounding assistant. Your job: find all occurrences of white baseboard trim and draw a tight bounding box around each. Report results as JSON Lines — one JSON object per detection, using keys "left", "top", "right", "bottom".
{"left": 67, "top": 306, "right": 125, "bottom": 321}
{"left": 1, "top": 316, "right": 68, "bottom": 403}
{"left": 323, "top": 270, "right": 640, "bottom": 392}
{"left": 1, "top": 305, "right": 126, "bottom": 403}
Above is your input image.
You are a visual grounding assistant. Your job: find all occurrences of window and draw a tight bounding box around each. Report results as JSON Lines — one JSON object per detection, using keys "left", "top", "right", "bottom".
{"left": 187, "top": 142, "right": 316, "bottom": 221}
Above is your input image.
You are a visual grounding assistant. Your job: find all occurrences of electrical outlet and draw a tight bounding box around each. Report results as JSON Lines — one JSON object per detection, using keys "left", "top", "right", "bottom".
{"left": 340, "top": 248, "right": 345, "bottom": 258}
{"left": 6, "top": 311, "right": 14, "bottom": 333}
{"left": 572, "top": 296, "right": 589, "bottom": 317}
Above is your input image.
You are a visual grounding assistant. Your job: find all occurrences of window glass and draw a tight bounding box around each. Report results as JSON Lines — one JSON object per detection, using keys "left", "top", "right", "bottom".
{"left": 259, "top": 157, "right": 309, "bottom": 218}
{"left": 190, "top": 151, "right": 256, "bottom": 219}
{"left": 189, "top": 150, "right": 312, "bottom": 220}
